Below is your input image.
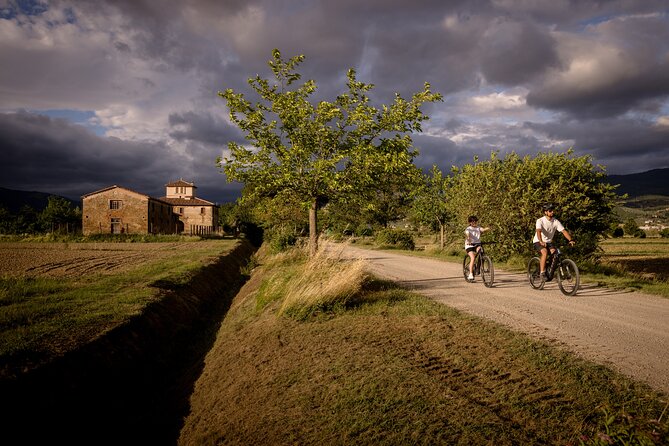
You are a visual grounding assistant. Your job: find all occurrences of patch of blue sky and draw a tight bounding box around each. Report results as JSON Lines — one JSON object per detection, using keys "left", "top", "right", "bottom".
{"left": 0, "top": 0, "right": 48, "bottom": 19}
{"left": 38, "top": 109, "right": 108, "bottom": 136}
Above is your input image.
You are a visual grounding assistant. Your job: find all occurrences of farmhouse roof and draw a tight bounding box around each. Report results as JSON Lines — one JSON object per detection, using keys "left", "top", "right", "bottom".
{"left": 159, "top": 196, "right": 216, "bottom": 206}
{"left": 81, "top": 185, "right": 149, "bottom": 199}
{"left": 165, "top": 179, "right": 196, "bottom": 188}
{"left": 81, "top": 185, "right": 173, "bottom": 205}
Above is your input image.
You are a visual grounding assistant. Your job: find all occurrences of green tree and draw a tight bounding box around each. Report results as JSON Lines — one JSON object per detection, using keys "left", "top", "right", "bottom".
{"left": 445, "top": 150, "right": 619, "bottom": 261}
{"left": 15, "top": 205, "right": 41, "bottom": 234}
{"left": 411, "top": 165, "right": 452, "bottom": 249}
{"left": 40, "top": 196, "right": 80, "bottom": 233}
{"left": 218, "top": 49, "right": 441, "bottom": 255}
{"left": 623, "top": 218, "right": 644, "bottom": 237}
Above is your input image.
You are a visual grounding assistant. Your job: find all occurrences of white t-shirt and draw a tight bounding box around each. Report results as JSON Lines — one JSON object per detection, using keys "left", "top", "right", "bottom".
{"left": 533, "top": 216, "right": 565, "bottom": 243}
{"left": 464, "top": 226, "right": 483, "bottom": 249}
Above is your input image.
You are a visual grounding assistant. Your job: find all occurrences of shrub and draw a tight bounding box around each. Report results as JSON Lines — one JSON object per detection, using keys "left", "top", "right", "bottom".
{"left": 612, "top": 227, "right": 624, "bottom": 238}
{"left": 660, "top": 228, "right": 669, "bottom": 238}
{"left": 375, "top": 229, "right": 415, "bottom": 250}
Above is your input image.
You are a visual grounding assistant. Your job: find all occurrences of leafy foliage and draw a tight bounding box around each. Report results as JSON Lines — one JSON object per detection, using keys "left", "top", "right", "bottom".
{"left": 623, "top": 218, "right": 646, "bottom": 238}
{"left": 218, "top": 49, "right": 441, "bottom": 254}
{"left": 0, "top": 197, "right": 81, "bottom": 235}
{"left": 445, "top": 151, "right": 619, "bottom": 261}
{"left": 375, "top": 228, "right": 415, "bottom": 250}
{"left": 411, "top": 165, "right": 451, "bottom": 249}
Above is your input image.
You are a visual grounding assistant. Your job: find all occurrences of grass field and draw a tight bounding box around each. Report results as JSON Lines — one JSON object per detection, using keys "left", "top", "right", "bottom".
{"left": 179, "top": 244, "right": 669, "bottom": 445}
{"left": 0, "top": 238, "right": 238, "bottom": 375}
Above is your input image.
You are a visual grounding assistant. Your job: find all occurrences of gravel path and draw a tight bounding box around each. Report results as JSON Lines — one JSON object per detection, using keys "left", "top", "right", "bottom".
{"left": 338, "top": 244, "right": 669, "bottom": 395}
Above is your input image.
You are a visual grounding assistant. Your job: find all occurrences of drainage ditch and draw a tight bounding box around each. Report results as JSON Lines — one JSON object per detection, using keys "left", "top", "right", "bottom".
{"left": 1, "top": 240, "right": 256, "bottom": 445}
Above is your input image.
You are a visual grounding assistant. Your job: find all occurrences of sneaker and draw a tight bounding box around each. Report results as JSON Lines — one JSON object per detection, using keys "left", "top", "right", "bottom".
{"left": 467, "top": 273, "right": 474, "bottom": 281}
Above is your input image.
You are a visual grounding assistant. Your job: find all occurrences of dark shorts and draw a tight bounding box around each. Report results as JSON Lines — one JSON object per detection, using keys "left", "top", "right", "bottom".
{"left": 466, "top": 246, "right": 477, "bottom": 253}
{"left": 534, "top": 242, "right": 554, "bottom": 252}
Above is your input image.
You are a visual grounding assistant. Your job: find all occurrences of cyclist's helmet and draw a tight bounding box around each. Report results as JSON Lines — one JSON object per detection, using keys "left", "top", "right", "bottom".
{"left": 542, "top": 203, "right": 555, "bottom": 211}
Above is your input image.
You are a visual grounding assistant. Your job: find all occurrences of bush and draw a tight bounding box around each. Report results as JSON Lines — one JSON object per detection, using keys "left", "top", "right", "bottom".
{"left": 660, "top": 228, "right": 669, "bottom": 238}
{"left": 265, "top": 227, "right": 297, "bottom": 253}
{"left": 356, "top": 224, "right": 373, "bottom": 237}
{"left": 375, "top": 229, "right": 415, "bottom": 250}
{"left": 612, "top": 227, "right": 624, "bottom": 238}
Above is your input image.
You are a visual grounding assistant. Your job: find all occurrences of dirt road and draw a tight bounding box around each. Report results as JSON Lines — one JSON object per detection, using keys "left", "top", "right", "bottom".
{"left": 337, "top": 244, "right": 669, "bottom": 395}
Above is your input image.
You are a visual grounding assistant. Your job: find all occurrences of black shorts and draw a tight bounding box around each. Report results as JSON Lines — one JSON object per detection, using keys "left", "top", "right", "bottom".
{"left": 534, "top": 242, "right": 554, "bottom": 252}
{"left": 466, "top": 247, "right": 477, "bottom": 253}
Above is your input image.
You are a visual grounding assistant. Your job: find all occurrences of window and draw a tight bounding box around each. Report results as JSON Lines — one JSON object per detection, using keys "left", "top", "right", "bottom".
{"left": 110, "top": 200, "right": 122, "bottom": 210}
{"left": 179, "top": 207, "right": 184, "bottom": 214}
{"left": 200, "top": 207, "right": 205, "bottom": 214}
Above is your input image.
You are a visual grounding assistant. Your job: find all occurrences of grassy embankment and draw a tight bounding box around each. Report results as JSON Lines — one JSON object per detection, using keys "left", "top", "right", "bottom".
{"left": 179, "top": 243, "right": 668, "bottom": 445}
{"left": 0, "top": 236, "right": 238, "bottom": 372}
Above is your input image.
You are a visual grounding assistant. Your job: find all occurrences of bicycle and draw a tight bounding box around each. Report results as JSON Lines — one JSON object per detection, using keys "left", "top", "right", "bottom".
{"left": 527, "top": 245, "right": 580, "bottom": 296}
{"left": 462, "top": 242, "right": 495, "bottom": 287}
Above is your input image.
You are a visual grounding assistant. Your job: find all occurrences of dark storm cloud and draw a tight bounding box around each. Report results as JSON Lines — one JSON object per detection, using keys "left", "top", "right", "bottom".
{"left": 526, "top": 118, "right": 669, "bottom": 173}
{"left": 0, "top": 111, "right": 231, "bottom": 201}
{"left": 168, "top": 111, "right": 242, "bottom": 147}
{"left": 479, "top": 19, "right": 560, "bottom": 85}
{"left": 2, "top": 0, "right": 669, "bottom": 203}
{"left": 526, "top": 12, "right": 669, "bottom": 118}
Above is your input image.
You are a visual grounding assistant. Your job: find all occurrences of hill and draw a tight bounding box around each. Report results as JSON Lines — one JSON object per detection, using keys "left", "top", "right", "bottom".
{"left": 607, "top": 167, "right": 669, "bottom": 198}
{"left": 0, "top": 187, "right": 80, "bottom": 213}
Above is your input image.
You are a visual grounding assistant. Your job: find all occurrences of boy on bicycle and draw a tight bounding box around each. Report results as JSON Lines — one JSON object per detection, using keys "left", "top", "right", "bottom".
{"left": 533, "top": 203, "right": 575, "bottom": 279}
{"left": 465, "top": 215, "right": 490, "bottom": 281}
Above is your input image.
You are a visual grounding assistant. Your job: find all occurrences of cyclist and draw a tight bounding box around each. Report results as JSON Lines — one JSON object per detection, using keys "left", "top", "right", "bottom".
{"left": 465, "top": 215, "right": 490, "bottom": 281}
{"left": 533, "top": 203, "right": 575, "bottom": 279}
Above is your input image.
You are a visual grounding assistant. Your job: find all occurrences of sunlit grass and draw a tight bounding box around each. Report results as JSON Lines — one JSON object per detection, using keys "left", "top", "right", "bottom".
{"left": 186, "top": 245, "right": 669, "bottom": 445}
{"left": 0, "top": 240, "right": 237, "bottom": 365}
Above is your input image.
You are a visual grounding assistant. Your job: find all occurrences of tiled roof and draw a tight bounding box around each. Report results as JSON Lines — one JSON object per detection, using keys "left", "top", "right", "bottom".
{"left": 159, "top": 197, "right": 215, "bottom": 206}
{"left": 81, "top": 185, "right": 149, "bottom": 199}
{"left": 165, "top": 179, "right": 196, "bottom": 188}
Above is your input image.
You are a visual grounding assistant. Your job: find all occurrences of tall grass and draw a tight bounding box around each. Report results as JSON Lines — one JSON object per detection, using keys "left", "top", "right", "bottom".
{"left": 278, "top": 244, "right": 370, "bottom": 320}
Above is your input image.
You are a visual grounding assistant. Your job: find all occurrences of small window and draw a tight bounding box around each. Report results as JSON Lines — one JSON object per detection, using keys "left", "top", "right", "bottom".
{"left": 110, "top": 200, "right": 122, "bottom": 210}
{"left": 179, "top": 207, "right": 184, "bottom": 214}
{"left": 200, "top": 207, "right": 205, "bottom": 214}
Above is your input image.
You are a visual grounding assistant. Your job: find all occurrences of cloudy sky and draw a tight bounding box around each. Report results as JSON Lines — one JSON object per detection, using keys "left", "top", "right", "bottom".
{"left": 2, "top": 0, "right": 669, "bottom": 203}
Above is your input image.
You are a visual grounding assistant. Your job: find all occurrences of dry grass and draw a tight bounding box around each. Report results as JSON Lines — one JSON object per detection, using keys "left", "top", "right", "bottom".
{"left": 179, "top": 245, "right": 669, "bottom": 446}
{"left": 278, "top": 244, "right": 369, "bottom": 319}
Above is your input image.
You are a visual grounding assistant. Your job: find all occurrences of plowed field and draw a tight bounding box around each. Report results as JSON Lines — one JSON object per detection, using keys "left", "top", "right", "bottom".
{"left": 0, "top": 242, "right": 221, "bottom": 278}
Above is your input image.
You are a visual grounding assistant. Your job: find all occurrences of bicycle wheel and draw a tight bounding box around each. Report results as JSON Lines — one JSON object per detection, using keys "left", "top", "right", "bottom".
{"left": 481, "top": 255, "right": 494, "bottom": 287}
{"left": 557, "top": 258, "right": 580, "bottom": 296}
{"left": 527, "top": 257, "right": 544, "bottom": 290}
{"left": 463, "top": 254, "right": 473, "bottom": 281}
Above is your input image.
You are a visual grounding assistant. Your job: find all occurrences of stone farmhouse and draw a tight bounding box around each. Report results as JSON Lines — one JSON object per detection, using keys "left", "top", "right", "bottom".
{"left": 82, "top": 179, "right": 219, "bottom": 236}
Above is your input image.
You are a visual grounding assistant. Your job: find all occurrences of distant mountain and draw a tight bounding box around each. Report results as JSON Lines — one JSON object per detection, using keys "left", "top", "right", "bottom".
{"left": 607, "top": 168, "right": 669, "bottom": 198}
{"left": 0, "top": 187, "right": 80, "bottom": 213}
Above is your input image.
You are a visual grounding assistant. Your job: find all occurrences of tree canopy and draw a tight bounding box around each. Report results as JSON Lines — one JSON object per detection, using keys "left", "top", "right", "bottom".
{"left": 445, "top": 150, "right": 619, "bottom": 261}
{"left": 218, "top": 49, "right": 442, "bottom": 254}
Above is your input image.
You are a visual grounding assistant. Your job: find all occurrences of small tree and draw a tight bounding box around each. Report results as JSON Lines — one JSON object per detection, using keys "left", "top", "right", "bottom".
{"left": 40, "top": 196, "right": 80, "bottom": 233}
{"left": 218, "top": 49, "right": 441, "bottom": 255}
{"left": 411, "top": 165, "right": 451, "bottom": 249}
{"left": 623, "top": 218, "right": 644, "bottom": 237}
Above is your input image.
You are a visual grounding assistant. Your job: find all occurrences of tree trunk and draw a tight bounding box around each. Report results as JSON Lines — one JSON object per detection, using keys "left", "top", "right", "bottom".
{"left": 440, "top": 223, "right": 445, "bottom": 250}
{"left": 309, "top": 199, "right": 318, "bottom": 256}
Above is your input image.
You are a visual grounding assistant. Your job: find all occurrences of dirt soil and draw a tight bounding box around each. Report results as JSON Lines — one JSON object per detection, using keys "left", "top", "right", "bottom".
{"left": 338, "top": 245, "right": 669, "bottom": 395}
{"left": 0, "top": 241, "right": 220, "bottom": 277}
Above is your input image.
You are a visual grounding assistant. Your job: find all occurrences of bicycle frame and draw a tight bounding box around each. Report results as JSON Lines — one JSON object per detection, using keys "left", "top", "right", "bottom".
{"left": 528, "top": 245, "right": 580, "bottom": 296}
{"left": 463, "top": 242, "right": 495, "bottom": 287}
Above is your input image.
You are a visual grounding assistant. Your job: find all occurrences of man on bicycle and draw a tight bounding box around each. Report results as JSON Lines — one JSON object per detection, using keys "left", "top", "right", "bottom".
{"left": 533, "top": 203, "right": 575, "bottom": 279}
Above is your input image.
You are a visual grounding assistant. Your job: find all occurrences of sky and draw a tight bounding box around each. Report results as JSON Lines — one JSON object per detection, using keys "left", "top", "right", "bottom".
{"left": 1, "top": 0, "right": 669, "bottom": 204}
